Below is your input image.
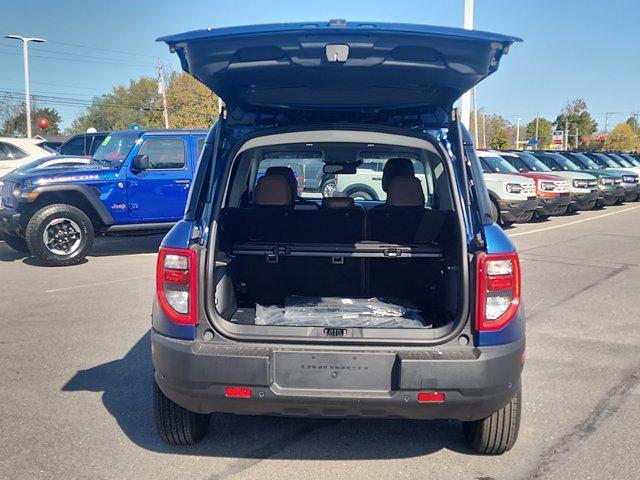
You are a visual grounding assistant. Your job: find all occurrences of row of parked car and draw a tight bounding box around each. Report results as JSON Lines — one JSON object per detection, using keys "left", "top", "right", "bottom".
{"left": 0, "top": 132, "right": 108, "bottom": 178}
{"left": 476, "top": 149, "right": 640, "bottom": 226}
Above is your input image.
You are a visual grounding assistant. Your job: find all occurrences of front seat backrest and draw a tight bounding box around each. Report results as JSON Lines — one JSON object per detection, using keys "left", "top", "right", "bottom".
{"left": 381, "top": 158, "right": 415, "bottom": 192}
{"left": 265, "top": 166, "right": 298, "bottom": 197}
{"left": 386, "top": 175, "right": 425, "bottom": 207}
{"left": 254, "top": 175, "right": 294, "bottom": 207}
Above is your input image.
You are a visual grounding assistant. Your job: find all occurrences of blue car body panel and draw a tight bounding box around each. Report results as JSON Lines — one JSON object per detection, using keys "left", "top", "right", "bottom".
{"left": 156, "top": 21, "right": 524, "bottom": 347}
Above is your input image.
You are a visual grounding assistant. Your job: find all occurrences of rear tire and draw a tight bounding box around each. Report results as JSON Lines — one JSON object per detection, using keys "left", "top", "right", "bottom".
{"left": 25, "top": 204, "right": 94, "bottom": 266}
{"left": 0, "top": 232, "right": 29, "bottom": 252}
{"left": 489, "top": 199, "right": 500, "bottom": 224}
{"left": 347, "top": 189, "right": 374, "bottom": 201}
{"left": 516, "top": 211, "right": 534, "bottom": 223}
{"left": 153, "top": 379, "right": 211, "bottom": 445}
{"left": 321, "top": 179, "right": 336, "bottom": 198}
{"left": 463, "top": 389, "right": 522, "bottom": 455}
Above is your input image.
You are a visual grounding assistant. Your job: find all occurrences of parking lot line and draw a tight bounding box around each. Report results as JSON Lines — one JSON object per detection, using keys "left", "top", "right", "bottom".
{"left": 508, "top": 205, "right": 640, "bottom": 238}
{"left": 45, "top": 274, "right": 153, "bottom": 293}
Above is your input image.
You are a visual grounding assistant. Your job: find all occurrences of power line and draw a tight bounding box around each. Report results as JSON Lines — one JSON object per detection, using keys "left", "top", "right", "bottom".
{"left": 0, "top": 89, "right": 216, "bottom": 118}
{"left": 0, "top": 76, "right": 112, "bottom": 92}
{"left": 47, "top": 39, "right": 162, "bottom": 60}
{"left": 0, "top": 43, "right": 156, "bottom": 66}
{"left": 0, "top": 49, "right": 159, "bottom": 68}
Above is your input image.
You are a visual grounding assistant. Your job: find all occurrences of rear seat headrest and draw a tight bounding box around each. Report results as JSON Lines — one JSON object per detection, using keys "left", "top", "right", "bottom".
{"left": 265, "top": 166, "right": 298, "bottom": 196}
{"left": 382, "top": 158, "right": 415, "bottom": 192}
{"left": 254, "top": 175, "right": 294, "bottom": 207}
{"left": 321, "top": 196, "right": 355, "bottom": 209}
{"left": 387, "top": 175, "right": 425, "bottom": 207}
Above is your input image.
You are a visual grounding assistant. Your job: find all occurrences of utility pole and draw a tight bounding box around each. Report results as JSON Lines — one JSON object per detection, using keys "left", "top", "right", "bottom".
{"left": 564, "top": 117, "right": 569, "bottom": 151}
{"left": 4, "top": 35, "right": 47, "bottom": 139}
{"left": 633, "top": 112, "right": 639, "bottom": 151}
{"left": 515, "top": 117, "right": 522, "bottom": 150}
{"left": 482, "top": 110, "right": 487, "bottom": 148}
{"left": 158, "top": 59, "right": 170, "bottom": 129}
{"left": 575, "top": 127, "right": 579, "bottom": 149}
{"left": 459, "top": 0, "right": 474, "bottom": 129}
{"left": 604, "top": 112, "right": 611, "bottom": 150}
{"left": 472, "top": 88, "right": 479, "bottom": 146}
{"left": 535, "top": 116, "right": 539, "bottom": 149}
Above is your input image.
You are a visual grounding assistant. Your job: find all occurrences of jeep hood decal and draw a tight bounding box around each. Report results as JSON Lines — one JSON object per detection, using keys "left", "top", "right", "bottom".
{"left": 159, "top": 21, "right": 520, "bottom": 113}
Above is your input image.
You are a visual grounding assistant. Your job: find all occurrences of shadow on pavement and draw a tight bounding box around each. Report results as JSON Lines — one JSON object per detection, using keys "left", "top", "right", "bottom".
{"left": 88, "top": 233, "right": 164, "bottom": 257}
{"left": 62, "top": 331, "right": 472, "bottom": 460}
{"left": 0, "top": 233, "right": 163, "bottom": 266}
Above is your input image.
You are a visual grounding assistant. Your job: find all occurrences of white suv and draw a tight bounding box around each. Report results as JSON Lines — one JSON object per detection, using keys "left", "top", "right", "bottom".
{"left": 476, "top": 150, "right": 537, "bottom": 225}
{"left": 335, "top": 156, "right": 429, "bottom": 202}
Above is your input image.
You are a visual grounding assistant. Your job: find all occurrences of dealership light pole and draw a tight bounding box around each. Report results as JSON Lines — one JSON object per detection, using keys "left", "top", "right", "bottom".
{"left": 460, "top": 0, "right": 474, "bottom": 129}
{"left": 515, "top": 117, "right": 522, "bottom": 150}
{"left": 4, "top": 35, "right": 47, "bottom": 139}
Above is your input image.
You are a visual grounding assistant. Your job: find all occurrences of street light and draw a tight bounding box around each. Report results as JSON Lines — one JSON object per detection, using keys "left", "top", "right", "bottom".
{"left": 4, "top": 34, "right": 47, "bottom": 139}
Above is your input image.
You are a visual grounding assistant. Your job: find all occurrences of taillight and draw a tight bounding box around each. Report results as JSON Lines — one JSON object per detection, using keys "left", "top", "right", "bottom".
{"left": 476, "top": 252, "right": 521, "bottom": 331}
{"left": 156, "top": 247, "right": 198, "bottom": 325}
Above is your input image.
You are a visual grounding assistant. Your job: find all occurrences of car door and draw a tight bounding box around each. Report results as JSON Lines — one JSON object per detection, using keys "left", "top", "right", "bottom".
{"left": 126, "top": 135, "right": 192, "bottom": 221}
{"left": 0, "top": 142, "right": 27, "bottom": 176}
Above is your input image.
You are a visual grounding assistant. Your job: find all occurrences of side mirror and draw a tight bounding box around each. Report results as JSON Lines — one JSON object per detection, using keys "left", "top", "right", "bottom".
{"left": 132, "top": 154, "right": 149, "bottom": 171}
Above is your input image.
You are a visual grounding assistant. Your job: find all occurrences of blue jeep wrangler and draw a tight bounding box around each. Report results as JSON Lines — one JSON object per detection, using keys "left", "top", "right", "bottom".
{"left": 0, "top": 129, "right": 207, "bottom": 266}
{"left": 151, "top": 21, "right": 525, "bottom": 455}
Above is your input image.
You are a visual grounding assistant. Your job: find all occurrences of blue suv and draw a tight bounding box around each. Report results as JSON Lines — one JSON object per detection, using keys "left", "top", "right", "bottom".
{"left": 151, "top": 21, "right": 525, "bottom": 455}
{"left": 0, "top": 129, "right": 206, "bottom": 265}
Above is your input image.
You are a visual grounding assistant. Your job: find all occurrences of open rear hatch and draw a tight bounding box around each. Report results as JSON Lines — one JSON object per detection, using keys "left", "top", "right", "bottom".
{"left": 159, "top": 20, "right": 520, "bottom": 115}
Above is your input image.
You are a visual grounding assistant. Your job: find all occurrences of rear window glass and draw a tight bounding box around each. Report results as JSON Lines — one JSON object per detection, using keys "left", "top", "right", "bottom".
{"left": 60, "top": 136, "right": 87, "bottom": 156}
{"left": 242, "top": 143, "right": 448, "bottom": 209}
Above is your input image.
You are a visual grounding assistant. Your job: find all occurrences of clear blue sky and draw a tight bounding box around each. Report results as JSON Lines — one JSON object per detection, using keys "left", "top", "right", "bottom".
{"left": 2, "top": 0, "right": 638, "bottom": 131}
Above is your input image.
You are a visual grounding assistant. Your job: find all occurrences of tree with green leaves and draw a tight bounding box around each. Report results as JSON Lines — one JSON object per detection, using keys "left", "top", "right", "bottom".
{"left": 166, "top": 72, "right": 219, "bottom": 128}
{"left": 67, "top": 76, "right": 164, "bottom": 134}
{"left": 1, "top": 103, "right": 62, "bottom": 137}
{"left": 525, "top": 117, "right": 552, "bottom": 149}
{"left": 554, "top": 99, "right": 598, "bottom": 149}
{"left": 490, "top": 129, "right": 510, "bottom": 149}
{"left": 606, "top": 123, "right": 636, "bottom": 151}
{"left": 67, "top": 73, "right": 220, "bottom": 134}
{"left": 470, "top": 112, "right": 515, "bottom": 149}
{"left": 625, "top": 115, "right": 639, "bottom": 135}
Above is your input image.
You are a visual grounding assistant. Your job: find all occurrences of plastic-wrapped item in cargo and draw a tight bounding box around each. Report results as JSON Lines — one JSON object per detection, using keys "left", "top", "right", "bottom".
{"left": 255, "top": 296, "right": 430, "bottom": 328}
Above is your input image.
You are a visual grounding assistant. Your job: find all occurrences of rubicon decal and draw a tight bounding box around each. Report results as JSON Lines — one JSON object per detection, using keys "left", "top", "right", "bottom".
{"left": 35, "top": 175, "right": 101, "bottom": 185}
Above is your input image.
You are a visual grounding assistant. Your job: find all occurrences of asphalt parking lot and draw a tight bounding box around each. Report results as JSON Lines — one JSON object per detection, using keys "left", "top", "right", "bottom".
{"left": 1, "top": 205, "right": 640, "bottom": 480}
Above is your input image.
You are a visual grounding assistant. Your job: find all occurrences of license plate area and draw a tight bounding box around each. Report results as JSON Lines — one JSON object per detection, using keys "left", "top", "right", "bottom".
{"left": 273, "top": 351, "right": 396, "bottom": 393}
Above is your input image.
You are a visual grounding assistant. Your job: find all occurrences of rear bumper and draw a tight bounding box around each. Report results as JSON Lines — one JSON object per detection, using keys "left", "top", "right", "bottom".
{"left": 0, "top": 208, "right": 21, "bottom": 234}
{"left": 500, "top": 197, "right": 538, "bottom": 223}
{"left": 537, "top": 194, "right": 571, "bottom": 215}
{"left": 152, "top": 331, "right": 524, "bottom": 421}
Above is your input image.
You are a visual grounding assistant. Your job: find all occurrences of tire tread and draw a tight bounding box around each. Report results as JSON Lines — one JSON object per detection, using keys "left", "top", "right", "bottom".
{"left": 153, "top": 379, "right": 210, "bottom": 445}
{"left": 463, "top": 389, "right": 521, "bottom": 455}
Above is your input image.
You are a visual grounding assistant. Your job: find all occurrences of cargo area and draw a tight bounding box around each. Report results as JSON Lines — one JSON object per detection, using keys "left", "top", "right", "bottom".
{"left": 208, "top": 134, "right": 467, "bottom": 338}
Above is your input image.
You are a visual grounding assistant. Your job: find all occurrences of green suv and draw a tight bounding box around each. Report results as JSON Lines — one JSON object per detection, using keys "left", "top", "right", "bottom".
{"left": 531, "top": 151, "right": 624, "bottom": 206}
